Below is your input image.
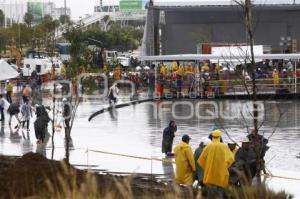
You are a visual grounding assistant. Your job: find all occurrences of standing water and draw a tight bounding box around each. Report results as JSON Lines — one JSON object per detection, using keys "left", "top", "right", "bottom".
{"left": 0, "top": 99, "right": 299, "bottom": 196}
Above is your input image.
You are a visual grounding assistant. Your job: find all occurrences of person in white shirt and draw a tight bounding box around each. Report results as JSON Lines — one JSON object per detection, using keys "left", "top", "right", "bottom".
{"left": 107, "top": 84, "right": 119, "bottom": 105}
{"left": 21, "top": 100, "right": 32, "bottom": 131}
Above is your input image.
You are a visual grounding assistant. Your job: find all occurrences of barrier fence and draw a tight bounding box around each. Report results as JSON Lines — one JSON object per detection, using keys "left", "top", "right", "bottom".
{"left": 84, "top": 148, "right": 300, "bottom": 181}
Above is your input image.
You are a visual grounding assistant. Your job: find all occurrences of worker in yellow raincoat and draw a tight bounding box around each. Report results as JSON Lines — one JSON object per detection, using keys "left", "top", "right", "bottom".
{"left": 160, "top": 64, "right": 168, "bottom": 76}
{"left": 198, "top": 130, "right": 234, "bottom": 190}
{"left": 202, "top": 63, "right": 210, "bottom": 72}
{"left": 177, "top": 65, "right": 185, "bottom": 76}
{"left": 227, "top": 140, "right": 239, "bottom": 158}
{"left": 186, "top": 64, "right": 194, "bottom": 74}
{"left": 6, "top": 80, "right": 14, "bottom": 103}
{"left": 174, "top": 134, "right": 196, "bottom": 185}
{"left": 272, "top": 69, "right": 280, "bottom": 86}
{"left": 60, "top": 64, "right": 66, "bottom": 78}
{"left": 172, "top": 61, "right": 178, "bottom": 71}
{"left": 215, "top": 64, "right": 220, "bottom": 75}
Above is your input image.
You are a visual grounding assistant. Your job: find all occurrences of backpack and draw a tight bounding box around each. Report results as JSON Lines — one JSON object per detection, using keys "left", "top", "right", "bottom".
{"left": 7, "top": 103, "right": 20, "bottom": 115}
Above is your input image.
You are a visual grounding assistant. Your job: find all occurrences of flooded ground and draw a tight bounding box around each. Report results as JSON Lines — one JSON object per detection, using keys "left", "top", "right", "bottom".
{"left": 0, "top": 98, "right": 299, "bottom": 197}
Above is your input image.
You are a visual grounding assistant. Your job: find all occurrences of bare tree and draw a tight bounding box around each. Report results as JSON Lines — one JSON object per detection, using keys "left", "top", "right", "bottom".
{"left": 211, "top": 0, "right": 285, "bottom": 182}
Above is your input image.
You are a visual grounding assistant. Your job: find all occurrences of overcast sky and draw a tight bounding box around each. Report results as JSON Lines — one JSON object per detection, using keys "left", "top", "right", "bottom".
{"left": 49, "top": 0, "right": 99, "bottom": 20}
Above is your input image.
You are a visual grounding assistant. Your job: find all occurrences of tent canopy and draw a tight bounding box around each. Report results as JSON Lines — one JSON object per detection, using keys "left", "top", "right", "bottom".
{"left": 0, "top": 59, "right": 19, "bottom": 81}
{"left": 210, "top": 45, "right": 264, "bottom": 64}
{"left": 139, "top": 53, "right": 300, "bottom": 61}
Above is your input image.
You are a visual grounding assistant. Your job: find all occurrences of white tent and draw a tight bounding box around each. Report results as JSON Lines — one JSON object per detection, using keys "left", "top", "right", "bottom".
{"left": 0, "top": 59, "right": 19, "bottom": 81}
{"left": 210, "top": 45, "right": 264, "bottom": 64}
{"left": 139, "top": 53, "right": 300, "bottom": 61}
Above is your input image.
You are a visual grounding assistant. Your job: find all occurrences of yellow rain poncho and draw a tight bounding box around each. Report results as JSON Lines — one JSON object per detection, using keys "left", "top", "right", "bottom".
{"left": 202, "top": 63, "right": 210, "bottom": 72}
{"left": 198, "top": 138, "right": 234, "bottom": 188}
{"left": 160, "top": 65, "right": 168, "bottom": 76}
{"left": 172, "top": 61, "right": 178, "bottom": 71}
{"left": 272, "top": 71, "right": 280, "bottom": 85}
{"left": 60, "top": 64, "right": 66, "bottom": 77}
{"left": 228, "top": 145, "right": 239, "bottom": 158}
{"left": 185, "top": 64, "right": 194, "bottom": 74}
{"left": 177, "top": 66, "right": 185, "bottom": 76}
{"left": 215, "top": 64, "right": 220, "bottom": 74}
{"left": 174, "top": 142, "right": 196, "bottom": 185}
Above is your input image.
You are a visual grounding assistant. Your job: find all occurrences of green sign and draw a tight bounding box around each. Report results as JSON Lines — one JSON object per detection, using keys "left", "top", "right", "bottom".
{"left": 28, "top": 2, "right": 43, "bottom": 21}
{"left": 120, "top": 0, "right": 143, "bottom": 11}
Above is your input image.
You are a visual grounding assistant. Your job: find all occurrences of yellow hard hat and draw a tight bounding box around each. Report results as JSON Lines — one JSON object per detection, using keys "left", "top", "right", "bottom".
{"left": 212, "top": 130, "right": 221, "bottom": 137}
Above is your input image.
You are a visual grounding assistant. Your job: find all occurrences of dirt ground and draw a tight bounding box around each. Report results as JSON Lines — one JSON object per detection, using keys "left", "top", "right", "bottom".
{"left": 0, "top": 153, "right": 185, "bottom": 199}
{"left": 0, "top": 153, "right": 290, "bottom": 199}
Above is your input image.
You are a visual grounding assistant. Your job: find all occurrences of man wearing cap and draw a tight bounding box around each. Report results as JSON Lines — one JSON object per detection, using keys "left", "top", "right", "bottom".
{"left": 247, "top": 129, "right": 269, "bottom": 161}
{"left": 198, "top": 130, "right": 234, "bottom": 196}
{"left": 174, "top": 134, "right": 196, "bottom": 185}
{"left": 232, "top": 137, "right": 257, "bottom": 185}
{"left": 247, "top": 129, "right": 269, "bottom": 176}
{"left": 194, "top": 137, "right": 211, "bottom": 186}
{"left": 227, "top": 140, "right": 239, "bottom": 158}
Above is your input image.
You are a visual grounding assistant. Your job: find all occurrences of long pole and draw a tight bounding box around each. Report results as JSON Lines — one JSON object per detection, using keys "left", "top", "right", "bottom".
{"left": 64, "top": 0, "right": 66, "bottom": 15}
{"left": 295, "top": 61, "right": 297, "bottom": 94}
{"left": 154, "top": 62, "right": 157, "bottom": 98}
{"left": 4, "top": 0, "right": 7, "bottom": 28}
{"left": 9, "top": 0, "right": 11, "bottom": 26}
{"left": 64, "top": 0, "right": 67, "bottom": 23}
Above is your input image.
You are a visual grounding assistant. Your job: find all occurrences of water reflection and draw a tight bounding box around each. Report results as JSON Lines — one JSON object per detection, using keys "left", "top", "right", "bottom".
{"left": 9, "top": 125, "right": 22, "bottom": 144}
{"left": 36, "top": 132, "right": 50, "bottom": 157}
{"left": 21, "top": 130, "right": 33, "bottom": 154}
{"left": 162, "top": 157, "right": 174, "bottom": 180}
{"left": 0, "top": 121, "right": 4, "bottom": 137}
{"left": 108, "top": 107, "right": 118, "bottom": 121}
{"left": 0, "top": 99, "right": 299, "bottom": 173}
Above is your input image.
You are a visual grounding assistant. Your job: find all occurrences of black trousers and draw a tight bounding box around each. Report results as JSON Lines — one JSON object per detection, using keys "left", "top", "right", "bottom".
{"left": 0, "top": 108, "right": 4, "bottom": 121}
{"left": 109, "top": 96, "right": 117, "bottom": 104}
{"left": 6, "top": 91, "right": 12, "bottom": 103}
{"left": 22, "top": 120, "right": 30, "bottom": 129}
{"left": 22, "top": 95, "right": 29, "bottom": 103}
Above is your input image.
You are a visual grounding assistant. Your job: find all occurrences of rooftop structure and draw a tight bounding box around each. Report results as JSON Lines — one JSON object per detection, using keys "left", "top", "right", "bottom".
{"left": 142, "top": 0, "right": 300, "bottom": 55}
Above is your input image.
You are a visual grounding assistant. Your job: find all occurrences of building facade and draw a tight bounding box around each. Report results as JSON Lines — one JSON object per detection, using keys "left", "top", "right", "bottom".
{"left": 144, "top": 2, "right": 300, "bottom": 55}
{"left": 0, "top": 1, "right": 71, "bottom": 27}
{"left": 43, "top": 2, "right": 71, "bottom": 20}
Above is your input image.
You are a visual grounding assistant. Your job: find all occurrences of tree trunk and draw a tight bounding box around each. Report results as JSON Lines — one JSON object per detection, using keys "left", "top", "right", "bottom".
{"left": 51, "top": 84, "right": 56, "bottom": 160}
{"left": 65, "top": 126, "right": 70, "bottom": 163}
{"left": 244, "top": 0, "right": 261, "bottom": 180}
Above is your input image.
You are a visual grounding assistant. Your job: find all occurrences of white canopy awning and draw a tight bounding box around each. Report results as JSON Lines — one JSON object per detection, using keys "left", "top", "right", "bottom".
{"left": 210, "top": 45, "right": 264, "bottom": 64}
{"left": 139, "top": 53, "right": 300, "bottom": 61}
{"left": 0, "top": 59, "right": 19, "bottom": 81}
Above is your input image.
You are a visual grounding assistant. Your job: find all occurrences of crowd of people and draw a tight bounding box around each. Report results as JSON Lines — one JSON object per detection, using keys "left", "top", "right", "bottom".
{"left": 156, "top": 60, "right": 300, "bottom": 96}
{"left": 2, "top": 75, "right": 43, "bottom": 105}
{"left": 0, "top": 72, "right": 72, "bottom": 145}
{"left": 162, "top": 120, "right": 269, "bottom": 198}
{"left": 98, "top": 60, "right": 300, "bottom": 99}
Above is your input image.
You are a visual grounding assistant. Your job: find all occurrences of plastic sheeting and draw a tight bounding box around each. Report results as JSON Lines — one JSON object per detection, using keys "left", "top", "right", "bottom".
{"left": 0, "top": 59, "right": 19, "bottom": 81}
